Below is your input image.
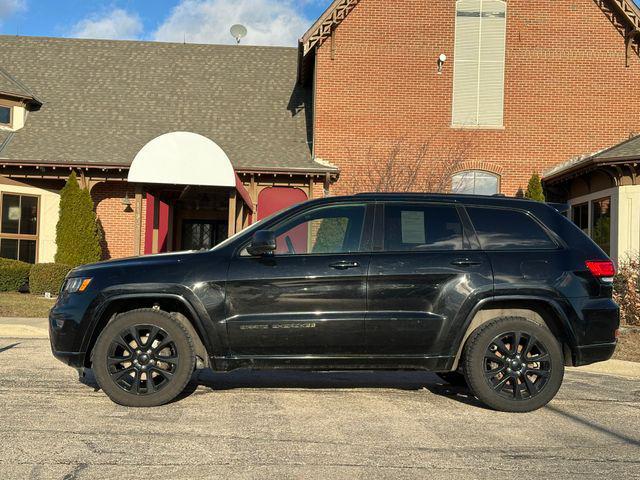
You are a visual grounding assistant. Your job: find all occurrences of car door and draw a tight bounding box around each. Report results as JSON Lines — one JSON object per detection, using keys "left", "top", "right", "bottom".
{"left": 464, "top": 205, "right": 568, "bottom": 296}
{"left": 365, "top": 202, "right": 493, "bottom": 358}
{"left": 225, "top": 202, "right": 374, "bottom": 357}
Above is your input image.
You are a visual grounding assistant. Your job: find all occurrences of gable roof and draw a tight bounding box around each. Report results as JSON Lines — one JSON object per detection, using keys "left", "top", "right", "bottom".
{"left": 543, "top": 134, "right": 640, "bottom": 182}
{"left": 0, "top": 35, "right": 333, "bottom": 174}
{"left": 0, "top": 65, "right": 42, "bottom": 105}
{"left": 298, "top": 0, "right": 640, "bottom": 82}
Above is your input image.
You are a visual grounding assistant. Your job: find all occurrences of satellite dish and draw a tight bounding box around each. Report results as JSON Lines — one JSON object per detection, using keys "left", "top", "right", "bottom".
{"left": 230, "top": 24, "right": 248, "bottom": 44}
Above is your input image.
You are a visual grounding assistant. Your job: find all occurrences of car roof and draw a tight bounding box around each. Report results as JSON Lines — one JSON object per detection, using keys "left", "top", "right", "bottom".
{"left": 312, "top": 192, "right": 552, "bottom": 210}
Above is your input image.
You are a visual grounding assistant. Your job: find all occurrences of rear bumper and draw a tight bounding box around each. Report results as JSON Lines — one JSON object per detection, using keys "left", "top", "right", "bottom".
{"left": 574, "top": 341, "right": 617, "bottom": 367}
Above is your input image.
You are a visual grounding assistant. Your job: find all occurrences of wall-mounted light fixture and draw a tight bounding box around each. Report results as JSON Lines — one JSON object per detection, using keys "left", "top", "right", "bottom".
{"left": 437, "top": 53, "right": 448, "bottom": 74}
{"left": 121, "top": 193, "right": 133, "bottom": 212}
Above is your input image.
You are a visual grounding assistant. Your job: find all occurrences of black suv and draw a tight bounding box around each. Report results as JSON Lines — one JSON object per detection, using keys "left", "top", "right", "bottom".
{"left": 50, "top": 194, "right": 619, "bottom": 412}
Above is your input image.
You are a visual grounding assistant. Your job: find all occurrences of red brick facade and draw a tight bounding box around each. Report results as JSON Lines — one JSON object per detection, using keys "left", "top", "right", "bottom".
{"left": 311, "top": 0, "right": 640, "bottom": 196}
{"left": 92, "top": 182, "right": 141, "bottom": 260}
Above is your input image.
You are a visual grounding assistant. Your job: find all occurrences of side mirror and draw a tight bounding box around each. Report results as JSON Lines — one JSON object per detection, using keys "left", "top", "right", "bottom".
{"left": 247, "top": 230, "right": 276, "bottom": 256}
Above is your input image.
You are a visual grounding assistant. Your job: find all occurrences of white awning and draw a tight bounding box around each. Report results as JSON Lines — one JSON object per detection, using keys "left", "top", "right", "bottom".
{"left": 128, "top": 131, "right": 236, "bottom": 187}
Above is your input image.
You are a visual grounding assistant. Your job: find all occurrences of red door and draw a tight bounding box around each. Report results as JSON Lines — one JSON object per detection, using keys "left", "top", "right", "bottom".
{"left": 258, "top": 187, "right": 308, "bottom": 254}
{"left": 257, "top": 187, "right": 308, "bottom": 220}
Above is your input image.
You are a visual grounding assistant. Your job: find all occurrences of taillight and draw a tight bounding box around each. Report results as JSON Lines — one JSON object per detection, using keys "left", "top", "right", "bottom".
{"left": 585, "top": 260, "right": 616, "bottom": 279}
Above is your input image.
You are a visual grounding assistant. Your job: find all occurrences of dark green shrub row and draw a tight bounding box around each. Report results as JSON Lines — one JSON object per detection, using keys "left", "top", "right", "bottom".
{"left": 29, "top": 263, "right": 72, "bottom": 295}
{"left": 0, "top": 258, "right": 31, "bottom": 292}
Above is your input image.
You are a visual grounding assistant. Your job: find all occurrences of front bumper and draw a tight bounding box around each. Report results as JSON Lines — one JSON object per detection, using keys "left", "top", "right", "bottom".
{"left": 50, "top": 347, "right": 85, "bottom": 368}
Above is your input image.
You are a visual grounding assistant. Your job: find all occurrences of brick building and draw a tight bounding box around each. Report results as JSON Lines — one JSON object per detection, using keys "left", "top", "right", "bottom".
{"left": 0, "top": 0, "right": 639, "bottom": 263}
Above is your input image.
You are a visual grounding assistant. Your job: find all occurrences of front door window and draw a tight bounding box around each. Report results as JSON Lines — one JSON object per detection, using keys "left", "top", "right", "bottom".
{"left": 181, "top": 220, "right": 227, "bottom": 251}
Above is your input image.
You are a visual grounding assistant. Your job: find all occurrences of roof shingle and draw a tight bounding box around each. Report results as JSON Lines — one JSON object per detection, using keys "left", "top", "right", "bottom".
{"left": 0, "top": 35, "right": 331, "bottom": 173}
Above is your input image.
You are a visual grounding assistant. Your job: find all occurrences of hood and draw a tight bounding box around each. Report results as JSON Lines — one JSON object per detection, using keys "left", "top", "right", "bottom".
{"left": 69, "top": 250, "right": 203, "bottom": 277}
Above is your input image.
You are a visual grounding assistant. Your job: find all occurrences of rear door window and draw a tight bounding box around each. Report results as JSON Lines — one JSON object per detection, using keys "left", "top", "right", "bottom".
{"left": 466, "top": 207, "right": 557, "bottom": 250}
{"left": 383, "top": 203, "right": 464, "bottom": 251}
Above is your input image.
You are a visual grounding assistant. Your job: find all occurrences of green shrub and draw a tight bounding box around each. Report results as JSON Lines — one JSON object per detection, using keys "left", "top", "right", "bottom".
{"left": 29, "top": 263, "right": 72, "bottom": 295}
{"left": 524, "top": 173, "right": 545, "bottom": 202}
{"left": 0, "top": 258, "right": 31, "bottom": 292}
{"left": 55, "top": 171, "right": 102, "bottom": 267}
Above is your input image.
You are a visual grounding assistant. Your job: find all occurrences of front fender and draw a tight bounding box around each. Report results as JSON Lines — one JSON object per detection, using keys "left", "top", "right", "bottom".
{"left": 81, "top": 283, "right": 224, "bottom": 358}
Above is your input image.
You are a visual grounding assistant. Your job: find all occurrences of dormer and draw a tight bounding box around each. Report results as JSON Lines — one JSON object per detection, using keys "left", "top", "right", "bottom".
{"left": 0, "top": 66, "right": 42, "bottom": 132}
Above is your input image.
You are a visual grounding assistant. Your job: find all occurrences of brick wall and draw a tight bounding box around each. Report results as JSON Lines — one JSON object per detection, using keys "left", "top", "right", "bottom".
{"left": 312, "top": 0, "right": 640, "bottom": 196}
{"left": 92, "top": 181, "right": 139, "bottom": 259}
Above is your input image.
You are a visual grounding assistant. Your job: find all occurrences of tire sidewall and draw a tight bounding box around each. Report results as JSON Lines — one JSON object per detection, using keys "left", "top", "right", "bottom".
{"left": 464, "top": 317, "right": 564, "bottom": 413}
{"left": 93, "top": 310, "right": 195, "bottom": 407}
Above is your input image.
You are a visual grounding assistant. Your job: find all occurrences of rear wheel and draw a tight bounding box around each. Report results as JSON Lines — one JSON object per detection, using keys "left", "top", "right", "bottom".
{"left": 92, "top": 309, "right": 196, "bottom": 407}
{"left": 463, "top": 316, "right": 564, "bottom": 412}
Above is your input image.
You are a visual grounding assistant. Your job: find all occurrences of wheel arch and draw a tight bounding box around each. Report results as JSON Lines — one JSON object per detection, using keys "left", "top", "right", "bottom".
{"left": 450, "top": 296, "right": 578, "bottom": 371}
{"left": 83, "top": 293, "right": 212, "bottom": 368}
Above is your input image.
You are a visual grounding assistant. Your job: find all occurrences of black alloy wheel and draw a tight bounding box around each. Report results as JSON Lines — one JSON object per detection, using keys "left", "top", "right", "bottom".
{"left": 93, "top": 309, "right": 196, "bottom": 407}
{"left": 107, "top": 324, "right": 179, "bottom": 395}
{"left": 483, "top": 331, "right": 551, "bottom": 400}
{"left": 463, "top": 316, "right": 564, "bottom": 412}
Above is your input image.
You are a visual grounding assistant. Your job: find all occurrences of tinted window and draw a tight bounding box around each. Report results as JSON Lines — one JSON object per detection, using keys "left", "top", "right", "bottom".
{"left": 467, "top": 207, "right": 556, "bottom": 250}
{"left": 272, "top": 204, "right": 366, "bottom": 255}
{"left": 384, "top": 204, "right": 463, "bottom": 251}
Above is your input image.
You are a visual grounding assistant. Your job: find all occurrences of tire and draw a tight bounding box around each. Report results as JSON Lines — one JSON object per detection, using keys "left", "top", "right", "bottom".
{"left": 463, "top": 316, "right": 564, "bottom": 413}
{"left": 92, "top": 309, "right": 196, "bottom": 407}
{"left": 436, "top": 372, "right": 468, "bottom": 387}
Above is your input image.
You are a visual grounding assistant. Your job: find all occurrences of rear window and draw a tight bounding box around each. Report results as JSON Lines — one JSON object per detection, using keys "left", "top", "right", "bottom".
{"left": 466, "top": 207, "right": 557, "bottom": 250}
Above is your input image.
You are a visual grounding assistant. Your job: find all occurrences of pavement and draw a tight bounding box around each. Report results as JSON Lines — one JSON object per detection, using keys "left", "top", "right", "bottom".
{"left": 0, "top": 318, "right": 639, "bottom": 479}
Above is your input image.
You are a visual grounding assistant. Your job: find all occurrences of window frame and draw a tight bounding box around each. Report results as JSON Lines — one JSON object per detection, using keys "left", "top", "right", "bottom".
{"left": 464, "top": 205, "right": 563, "bottom": 252}
{"left": 451, "top": 170, "right": 501, "bottom": 196}
{"left": 237, "top": 202, "right": 375, "bottom": 258}
{"left": 451, "top": 0, "right": 508, "bottom": 129}
{"left": 0, "top": 192, "right": 40, "bottom": 263}
{"left": 374, "top": 201, "right": 476, "bottom": 253}
{"left": 0, "top": 103, "right": 12, "bottom": 128}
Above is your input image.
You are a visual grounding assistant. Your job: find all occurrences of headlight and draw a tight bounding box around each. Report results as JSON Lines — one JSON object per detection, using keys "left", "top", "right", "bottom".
{"left": 62, "top": 277, "right": 92, "bottom": 293}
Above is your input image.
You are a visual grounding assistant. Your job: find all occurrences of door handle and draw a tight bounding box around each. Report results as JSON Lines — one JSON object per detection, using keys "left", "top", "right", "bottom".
{"left": 330, "top": 261, "right": 360, "bottom": 270}
{"left": 451, "top": 258, "right": 482, "bottom": 267}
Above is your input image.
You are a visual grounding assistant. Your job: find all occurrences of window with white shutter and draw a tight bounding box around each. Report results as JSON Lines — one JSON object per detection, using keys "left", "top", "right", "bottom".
{"left": 452, "top": 0, "right": 507, "bottom": 127}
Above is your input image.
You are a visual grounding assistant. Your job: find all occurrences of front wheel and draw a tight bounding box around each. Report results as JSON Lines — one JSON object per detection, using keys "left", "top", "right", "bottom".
{"left": 463, "top": 316, "right": 564, "bottom": 413}
{"left": 92, "top": 309, "right": 196, "bottom": 407}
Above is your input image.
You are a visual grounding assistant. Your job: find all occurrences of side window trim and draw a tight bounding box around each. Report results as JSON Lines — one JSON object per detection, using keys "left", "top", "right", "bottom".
{"left": 374, "top": 201, "right": 473, "bottom": 253}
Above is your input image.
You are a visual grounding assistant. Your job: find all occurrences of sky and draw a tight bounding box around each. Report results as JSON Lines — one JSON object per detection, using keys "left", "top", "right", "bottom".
{"left": 0, "top": 0, "right": 331, "bottom": 46}
{"left": 1, "top": 1, "right": 639, "bottom": 47}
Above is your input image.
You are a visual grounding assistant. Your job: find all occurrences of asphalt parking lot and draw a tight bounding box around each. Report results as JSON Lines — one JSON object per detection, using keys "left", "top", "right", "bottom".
{"left": 1, "top": 330, "right": 639, "bottom": 479}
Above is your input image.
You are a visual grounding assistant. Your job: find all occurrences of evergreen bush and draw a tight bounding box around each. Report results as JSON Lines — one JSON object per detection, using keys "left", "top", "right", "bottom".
{"left": 0, "top": 258, "right": 31, "bottom": 292}
{"left": 54, "top": 172, "right": 102, "bottom": 267}
{"left": 524, "top": 174, "right": 545, "bottom": 202}
{"left": 29, "top": 263, "right": 72, "bottom": 295}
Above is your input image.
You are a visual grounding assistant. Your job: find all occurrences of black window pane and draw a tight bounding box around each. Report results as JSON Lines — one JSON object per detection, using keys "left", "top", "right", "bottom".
{"left": 592, "top": 198, "right": 611, "bottom": 255}
{"left": 384, "top": 204, "right": 463, "bottom": 251}
{"left": 18, "top": 239, "right": 36, "bottom": 263}
{"left": 467, "top": 207, "right": 556, "bottom": 250}
{"left": 0, "top": 106, "right": 10, "bottom": 124}
{"left": 19, "top": 196, "right": 38, "bottom": 235}
{"left": 0, "top": 238, "right": 18, "bottom": 260}
{"left": 572, "top": 203, "right": 588, "bottom": 234}
{"left": 1, "top": 194, "right": 20, "bottom": 234}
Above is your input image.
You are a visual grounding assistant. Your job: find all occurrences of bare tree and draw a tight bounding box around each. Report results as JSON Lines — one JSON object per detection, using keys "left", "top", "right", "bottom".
{"left": 345, "top": 134, "right": 473, "bottom": 194}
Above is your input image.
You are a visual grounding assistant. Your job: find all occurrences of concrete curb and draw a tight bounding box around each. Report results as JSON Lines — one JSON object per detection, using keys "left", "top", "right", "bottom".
{"left": 0, "top": 317, "right": 48, "bottom": 339}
